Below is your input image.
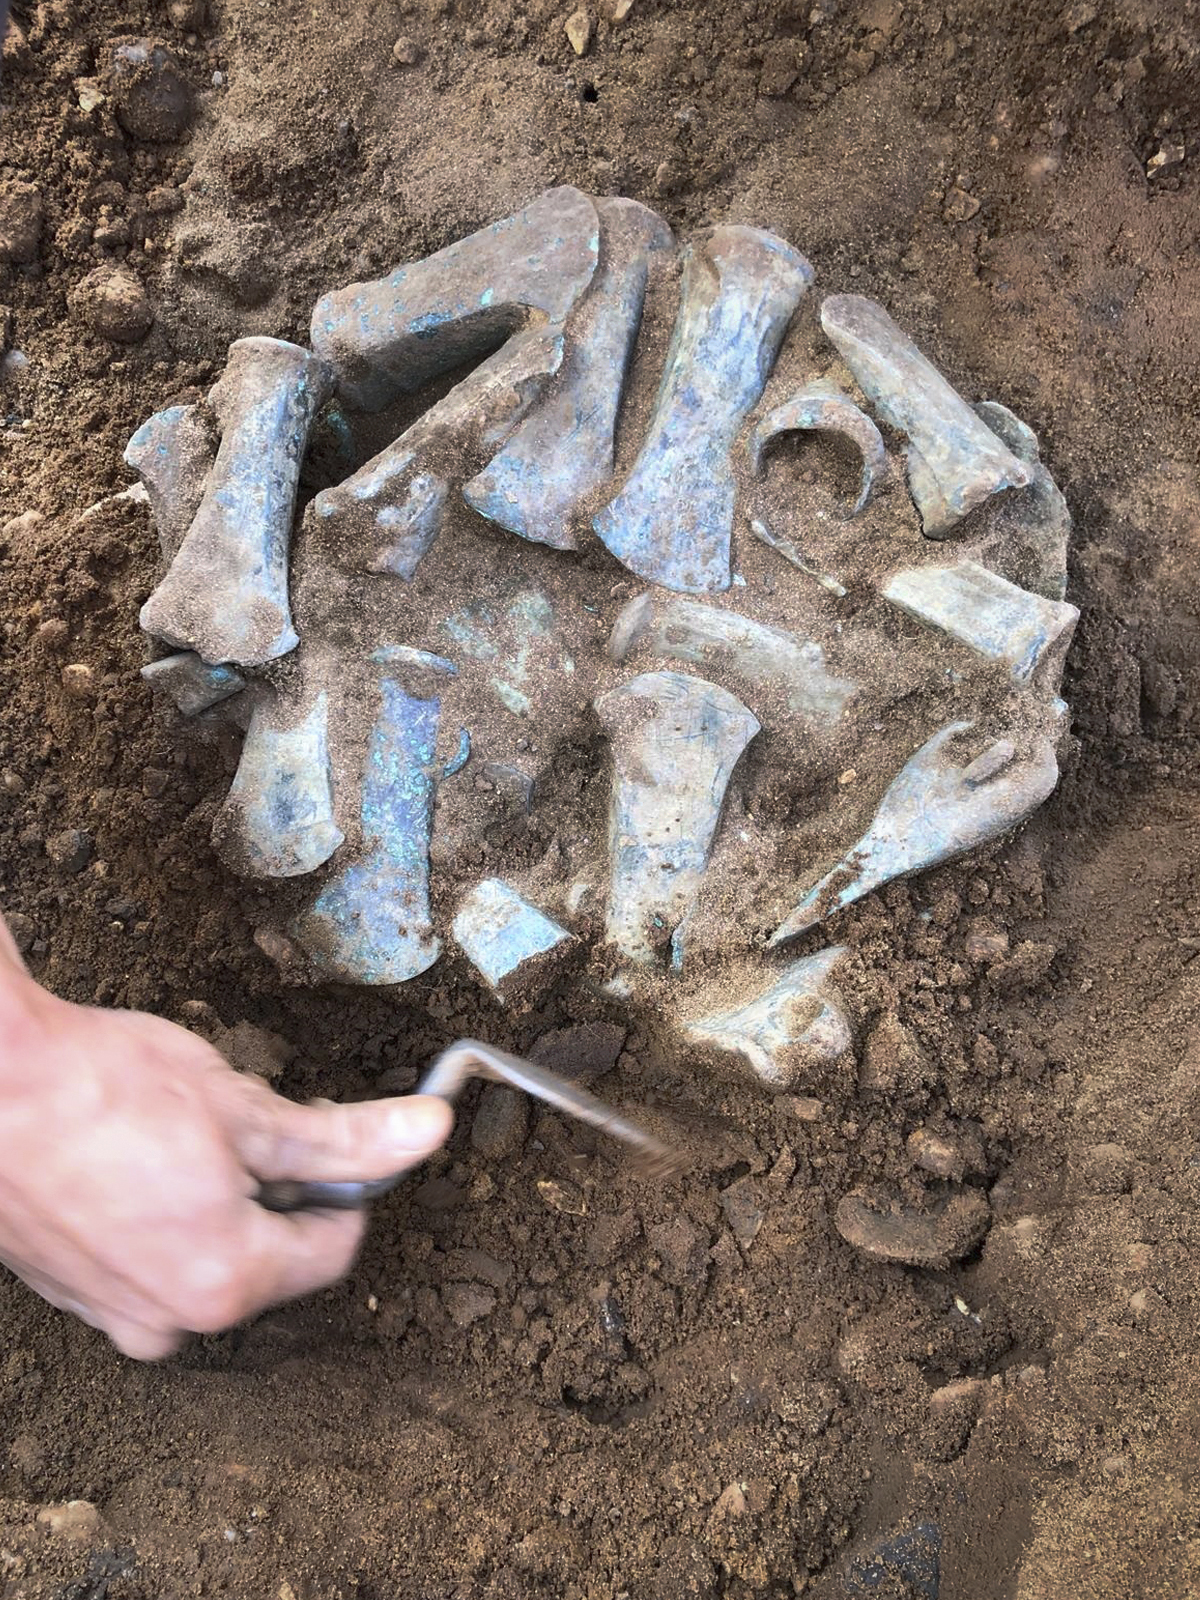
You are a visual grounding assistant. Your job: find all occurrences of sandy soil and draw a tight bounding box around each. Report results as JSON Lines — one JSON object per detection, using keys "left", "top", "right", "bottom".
{"left": 2, "top": 1, "right": 1200, "bottom": 1596}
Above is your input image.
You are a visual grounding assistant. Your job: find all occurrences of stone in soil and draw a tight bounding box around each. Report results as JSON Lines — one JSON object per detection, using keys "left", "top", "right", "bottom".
{"left": 835, "top": 1186, "right": 991, "bottom": 1268}
{"left": 647, "top": 1214, "right": 708, "bottom": 1287}
{"left": 860, "top": 1012, "right": 929, "bottom": 1093}
{"left": 0, "top": 182, "right": 43, "bottom": 265}
{"left": 720, "top": 1177, "right": 765, "bottom": 1248}
{"left": 73, "top": 267, "right": 154, "bottom": 344}
{"left": 45, "top": 829, "right": 94, "bottom": 874}
{"left": 167, "top": 0, "right": 209, "bottom": 27}
{"left": 110, "top": 40, "right": 194, "bottom": 142}
{"left": 906, "top": 1127, "right": 967, "bottom": 1181}
{"left": 36, "top": 1500, "right": 108, "bottom": 1541}
{"left": 845, "top": 1521, "right": 941, "bottom": 1598}
{"left": 529, "top": 1021, "right": 626, "bottom": 1085}
{"left": 564, "top": 8, "right": 593, "bottom": 56}
{"left": 60, "top": 663, "right": 96, "bottom": 699}
{"left": 470, "top": 1083, "right": 529, "bottom": 1160}
{"left": 442, "top": 1248, "right": 513, "bottom": 1290}
{"left": 441, "top": 1282, "right": 497, "bottom": 1327}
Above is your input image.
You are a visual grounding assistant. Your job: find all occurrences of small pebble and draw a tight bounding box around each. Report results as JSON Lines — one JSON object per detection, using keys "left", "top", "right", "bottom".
{"left": 6, "top": 913, "right": 35, "bottom": 953}
{"left": 179, "top": 997, "right": 219, "bottom": 1030}
{"left": 442, "top": 1248, "right": 513, "bottom": 1290}
{"left": 76, "top": 79, "right": 106, "bottom": 113}
{"left": 110, "top": 40, "right": 194, "bottom": 142}
{"left": 529, "top": 1021, "right": 626, "bottom": 1085}
{"left": 929, "top": 1377, "right": 985, "bottom": 1413}
{"left": 836, "top": 1186, "right": 991, "bottom": 1267}
{"left": 964, "top": 920, "right": 1009, "bottom": 961}
{"left": 1, "top": 510, "right": 43, "bottom": 540}
{"left": 720, "top": 1178, "right": 764, "bottom": 1248}
{"left": 0, "top": 182, "right": 44, "bottom": 265}
{"left": 711, "top": 1482, "right": 748, "bottom": 1518}
{"left": 788, "top": 1095, "right": 824, "bottom": 1122}
{"left": 537, "top": 1177, "right": 586, "bottom": 1215}
{"left": 847, "top": 1523, "right": 941, "bottom": 1600}
{"left": 1, "top": 769, "right": 26, "bottom": 794}
{"left": 35, "top": 619, "right": 69, "bottom": 650}
{"left": 45, "top": 828, "right": 94, "bottom": 874}
{"left": 441, "top": 1282, "right": 496, "bottom": 1327}
{"left": 61, "top": 663, "right": 96, "bottom": 698}
{"left": 74, "top": 267, "right": 154, "bottom": 344}
{"left": 392, "top": 35, "right": 422, "bottom": 65}
{"left": 216, "top": 1021, "right": 296, "bottom": 1082}
{"left": 860, "top": 1012, "right": 927, "bottom": 1093}
{"left": 471, "top": 1084, "right": 529, "bottom": 1160}
{"left": 36, "top": 1501, "right": 107, "bottom": 1541}
{"left": 944, "top": 186, "right": 981, "bottom": 222}
{"left": 647, "top": 1214, "right": 708, "bottom": 1287}
{"left": 907, "top": 1127, "right": 966, "bottom": 1181}
{"left": 146, "top": 185, "right": 183, "bottom": 215}
{"left": 565, "top": 7, "right": 593, "bottom": 55}
{"left": 1147, "top": 141, "right": 1185, "bottom": 177}
{"left": 167, "top": 0, "right": 209, "bottom": 27}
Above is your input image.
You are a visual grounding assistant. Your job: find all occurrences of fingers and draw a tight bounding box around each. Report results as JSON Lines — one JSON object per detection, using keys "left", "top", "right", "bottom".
{"left": 247, "top": 1205, "right": 367, "bottom": 1307}
{"left": 175, "top": 1205, "right": 367, "bottom": 1333}
{"left": 10, "top": 1262, "right": 180, "bottom": 1361}
{"left": 218, "top": 1074, "right": 453, "bottom": 1184}
{"left": 10, "top": 1201, "right": 366, "bottom": 1352}
{"left": 102, "top": 1318, "right": 181, "bottom": 1361}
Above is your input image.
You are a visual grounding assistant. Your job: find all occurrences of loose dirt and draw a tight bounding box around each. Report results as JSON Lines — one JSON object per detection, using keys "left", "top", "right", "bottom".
{"left": 2, "top": 2, "right": 1200, "bottom": 1596}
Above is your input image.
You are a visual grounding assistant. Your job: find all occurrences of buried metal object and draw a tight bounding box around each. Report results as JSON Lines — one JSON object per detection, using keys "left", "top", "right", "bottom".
{"left": 129, "top": 186, "right": 1078, "bottom": 1100}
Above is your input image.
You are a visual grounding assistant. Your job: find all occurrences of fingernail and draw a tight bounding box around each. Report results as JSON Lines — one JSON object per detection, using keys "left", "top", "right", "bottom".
{"left": 382, "top": 1094, "right": 453, "bottom": 1152}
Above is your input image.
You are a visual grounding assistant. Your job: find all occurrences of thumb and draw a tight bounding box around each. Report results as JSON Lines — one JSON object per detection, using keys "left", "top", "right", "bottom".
{"left": 221, "top": 1076, "right": 454, "bottom": 1183}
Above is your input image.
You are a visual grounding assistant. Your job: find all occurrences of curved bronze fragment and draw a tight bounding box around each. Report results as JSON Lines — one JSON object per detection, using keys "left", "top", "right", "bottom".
{"left": 748, "top": 378, "right": 888, "bottom": 516}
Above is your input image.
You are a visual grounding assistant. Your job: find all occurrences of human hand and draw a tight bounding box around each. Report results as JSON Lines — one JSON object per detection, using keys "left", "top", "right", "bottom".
{"left": 0, "top": 915, "right": 452, "bottom": 1359}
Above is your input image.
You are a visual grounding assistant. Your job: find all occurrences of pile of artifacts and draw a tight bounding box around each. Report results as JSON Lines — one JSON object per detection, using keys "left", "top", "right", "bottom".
{"left": 127, "top": 185, "right": 1077, "bottom": 1093}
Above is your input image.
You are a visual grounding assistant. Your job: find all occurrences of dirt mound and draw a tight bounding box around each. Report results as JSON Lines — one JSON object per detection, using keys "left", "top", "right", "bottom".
{"left": 2, "top": 2, "right": 1200, "bottom": 1596}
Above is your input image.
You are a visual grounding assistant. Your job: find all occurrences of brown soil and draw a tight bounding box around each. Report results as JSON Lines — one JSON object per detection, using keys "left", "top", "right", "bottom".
{"left": 3, "top": 1, "right": 1200, "bottom": 1596}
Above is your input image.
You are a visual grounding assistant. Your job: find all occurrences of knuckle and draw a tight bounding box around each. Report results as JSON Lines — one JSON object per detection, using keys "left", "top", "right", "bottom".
{"left": 175, "top": 1254, "right": 250, "bottom": 1333}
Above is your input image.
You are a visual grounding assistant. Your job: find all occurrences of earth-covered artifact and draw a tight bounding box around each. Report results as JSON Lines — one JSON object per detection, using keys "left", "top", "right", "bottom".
{"left": 129, "top": 186, "right": 1077, "bottom": 1093}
